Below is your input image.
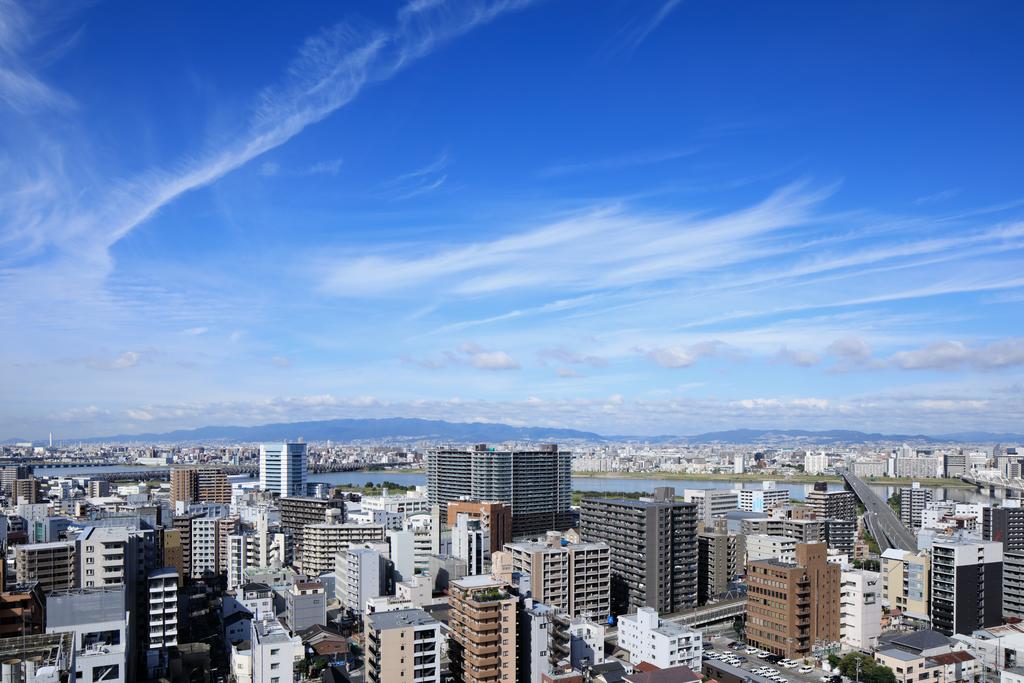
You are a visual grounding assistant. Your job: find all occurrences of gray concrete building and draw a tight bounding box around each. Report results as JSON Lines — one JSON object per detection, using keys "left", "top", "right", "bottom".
{"left": 580, "top": 487, "right": 697, "bottom": 616}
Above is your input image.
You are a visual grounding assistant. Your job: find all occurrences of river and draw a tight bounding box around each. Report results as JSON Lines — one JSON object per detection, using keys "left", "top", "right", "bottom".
{"left": 35, "top": 466, "right": 997, "bottom": 504}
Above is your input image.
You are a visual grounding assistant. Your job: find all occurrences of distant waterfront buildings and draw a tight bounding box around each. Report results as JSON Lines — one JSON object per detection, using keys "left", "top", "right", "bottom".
{"left": 428, "top": 444, "right": 572, "bottom": 537}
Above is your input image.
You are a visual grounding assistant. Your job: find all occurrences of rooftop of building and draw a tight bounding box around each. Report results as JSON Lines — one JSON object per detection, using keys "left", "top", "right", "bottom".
{"left": 368, "top": 608, "right": 439, "bottom": 631}
{"left": 149, "top": 567, "right": 179, "bottom": 579}
{"left": 241, "top": 582, "right": 273, "bottom": 593}
{"left": 927, "top": 651, "right": 975, "bottom": 665}
{"left": 15, "top": 539, "right": 74, "bottom": 551}
{"left": 253, "top": 618, "right": 294, "bottom": 643}
{"left": 876, "top": 648, "right": 922, "bottom": 662}
{"left": 883, "top": 629, "right": 954, "bottom": 653}
{"left": 452, "top": 574, "right": 504, "bottom": 589}
{"left": 624, "top": 665, "right": 702, "bottom": 683}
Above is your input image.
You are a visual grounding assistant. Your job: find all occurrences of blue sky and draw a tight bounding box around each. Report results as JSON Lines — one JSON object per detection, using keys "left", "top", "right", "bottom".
{"left": 2, "top": 0, "right": 1024, "bottom": 439}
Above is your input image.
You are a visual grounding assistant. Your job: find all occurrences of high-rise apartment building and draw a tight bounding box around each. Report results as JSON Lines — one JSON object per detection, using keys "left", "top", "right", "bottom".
{"left": 260, "top": 442, "right": 308, "bottom": 497}
{"left": 805, "top": 482, "right": 856, "bottom": 521}
{"left": 823, "top": 518, "right": 856, "bottom": 557}
{"left": 15, "top": 541, "right": 76, "bottom": 592}
{"left": 698, "top": 522, "right": 745, "bottom": 605}
{"left": 745, "top": 543, "right": 840, "bottom": 659}
{"left": 899, "top": 483, "right": 933, "bottom": 529}
{"left": 301, "top": 522, "right": 386, "bottom": 576}
{"left": 87, "top": 480, "right": 111, "bottom": 498}
{"left": 279, "top": 496, "right": 345, "bottom": 550}
{"left": 0, "top": 465, "right": 32, "bottom": 497}
{"left": 840, "top": 569, "right": 881, "bottom": 650}
{"left": 447, "top": 501, "right": 512, "bottom": 554}
{"left": 983, "top": 505, "right": 1024, "bottom": 618}
{"left": 428, "top": 444, "right": 572, "bottom": 537}
{"left": 738, "top": 482, "right": 789, "bottom": 513}
{"left": 452, "top": 515, "right": 491, "bottom": 576}
{"left": 930, "top": 537, "right": 1002, "bottom": 636}
{"left": 146, "top": 568, "right": 180, "bottom": 677}
{"left": 579, "top": 487, "right": 698, "bottom": 616}
{"left": 13, "top": 477, "right": 40, "bottom": 504}
{"left": 448, "top": 575, "right": 518, "bottom": 683}
{"left": 503, "top": 539, "right": 611, "bottom": 619}
{"left": 746, "top": 534, "right": 796, "bottom": 563}
{"left": 366, "top": 608, "right": 443, "bottom": 683}
{"left": 170, "top": 467, "right": 231, "bottom": 506}
{"left": 337, "top": 547, "right": 390, "bottom": 615}
{"left": 682, "top": 489, "right": 739, "bottom": 527}
{"left": 880, "top": 548, "right": 930, "bottom": 625}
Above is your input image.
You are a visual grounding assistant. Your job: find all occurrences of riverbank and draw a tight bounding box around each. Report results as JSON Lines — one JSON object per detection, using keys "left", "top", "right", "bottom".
{"left": 573, "top": 471, "right": 975, "bottom": 488}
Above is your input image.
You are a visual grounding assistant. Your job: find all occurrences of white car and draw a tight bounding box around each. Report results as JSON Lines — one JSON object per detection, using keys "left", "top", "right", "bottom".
{"left": 800, "top": 667, "right": 814, "bottom": 674}
{"left": 781, "top": 661, "right": 798, "bottom": 669}
{"left": 758, "top": 651, "right": 771, "bottom": 659}
{"left": 746, "top": 648, "right": 759, "bottom": 655}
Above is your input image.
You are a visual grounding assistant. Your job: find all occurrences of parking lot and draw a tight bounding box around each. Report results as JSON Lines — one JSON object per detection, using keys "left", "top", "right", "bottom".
{"left": 703, "top": 634, "right": 837, "bottom": 683}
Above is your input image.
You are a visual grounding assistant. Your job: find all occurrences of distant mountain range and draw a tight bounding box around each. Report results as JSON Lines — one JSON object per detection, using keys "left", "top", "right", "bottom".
{"left": 6, "top": 418, "right": 1023, "bottom": 445}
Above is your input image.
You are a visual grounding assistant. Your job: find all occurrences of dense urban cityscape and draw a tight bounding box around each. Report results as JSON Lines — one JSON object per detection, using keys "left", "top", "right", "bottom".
{"left": 0, "top": 437, "right": 1023, "bottom": 683}
{"left": 3, "top": 1, "right": 1022, "bottom": 683}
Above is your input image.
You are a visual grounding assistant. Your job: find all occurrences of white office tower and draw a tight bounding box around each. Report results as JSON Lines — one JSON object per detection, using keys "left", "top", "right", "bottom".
{"left": 452, "top": 514, "right": 491, "bottom": 575}
{"left": 840, "top": 569, "right": 881, "bottom": 650}
{"left": 733, "top": 453, "right": 745, "bottom": 474}
{"left": 618, "top": 607, "right": 702, "bottom": 670}
{"left": 260, "top": 442, "right": 307, "bottom": 496}
{"left": 251, "top": 618, "right": 302, "bottom": 683}
{"left": 45, "top": 586, "right": 130, "bottom": 683}
{"left": 147, "top": 568, "right": 180, "bottom": 676}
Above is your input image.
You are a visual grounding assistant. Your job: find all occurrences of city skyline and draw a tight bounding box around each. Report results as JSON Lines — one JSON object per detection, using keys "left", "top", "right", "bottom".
{"left": 3, "top": 1, "right": 1024, "bottom": 438}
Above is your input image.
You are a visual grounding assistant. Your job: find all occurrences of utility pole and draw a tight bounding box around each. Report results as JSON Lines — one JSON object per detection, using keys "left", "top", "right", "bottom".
{"left": 855, "top": 656, "right": 862, "bottom": 683}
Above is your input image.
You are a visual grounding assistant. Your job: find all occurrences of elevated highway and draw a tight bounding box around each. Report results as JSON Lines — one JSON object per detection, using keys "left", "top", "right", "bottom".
{"left": 840, "top": 470, "right": 917, "bottom": 552}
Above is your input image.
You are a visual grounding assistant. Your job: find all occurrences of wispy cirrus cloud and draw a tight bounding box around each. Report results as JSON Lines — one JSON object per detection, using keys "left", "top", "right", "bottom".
{"left": 0, "top": 0, "right": 536, "bottom": 285}
{"left": 538, "top": 147, "right": 698, "bottom": 178}
{"left": 378, "top": 151, "right": 449, "bottom": 200}
{"left": 320, "top": 182, "right": 832, "bottom": 296}
{"left": 0, "top": 0, "right": 76, "bottom": 113}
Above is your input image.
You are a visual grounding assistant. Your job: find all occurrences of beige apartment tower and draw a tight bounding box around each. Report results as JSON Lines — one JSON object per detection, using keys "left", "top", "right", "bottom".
{"left": 448, "top": 575, "right": 518, "bottom": 683}
{"left": 366, "top": 608, "right": 443, "bottom": 683}
{"left": 745, "top": 542, "right": 840, "bottom": 659}
{"left": 170, "top": 467, "right": 231, "bottom": 505}
{"left": 15, "top": 541, "right": 76, "bottom": 592}
{"left": 503, "top": 538, "right": 611, "bottom": 619}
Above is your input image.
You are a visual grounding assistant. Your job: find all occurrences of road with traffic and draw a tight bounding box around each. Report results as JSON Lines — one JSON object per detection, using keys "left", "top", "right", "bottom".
{"left": 841, "top": 470, "right": 917, "bottom": 551}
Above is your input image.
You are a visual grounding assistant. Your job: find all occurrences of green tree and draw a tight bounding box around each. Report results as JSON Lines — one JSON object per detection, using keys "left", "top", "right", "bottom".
{"left": 835, "top": 653, "right": 896, "bottom": 683}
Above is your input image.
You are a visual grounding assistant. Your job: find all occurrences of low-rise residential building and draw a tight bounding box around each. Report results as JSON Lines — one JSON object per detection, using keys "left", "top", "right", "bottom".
{"left": 618, "top": 607, "right": 702, "bottom": 670}
{"left": 251, "top": 617, "right": 302, "bottom": 683}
